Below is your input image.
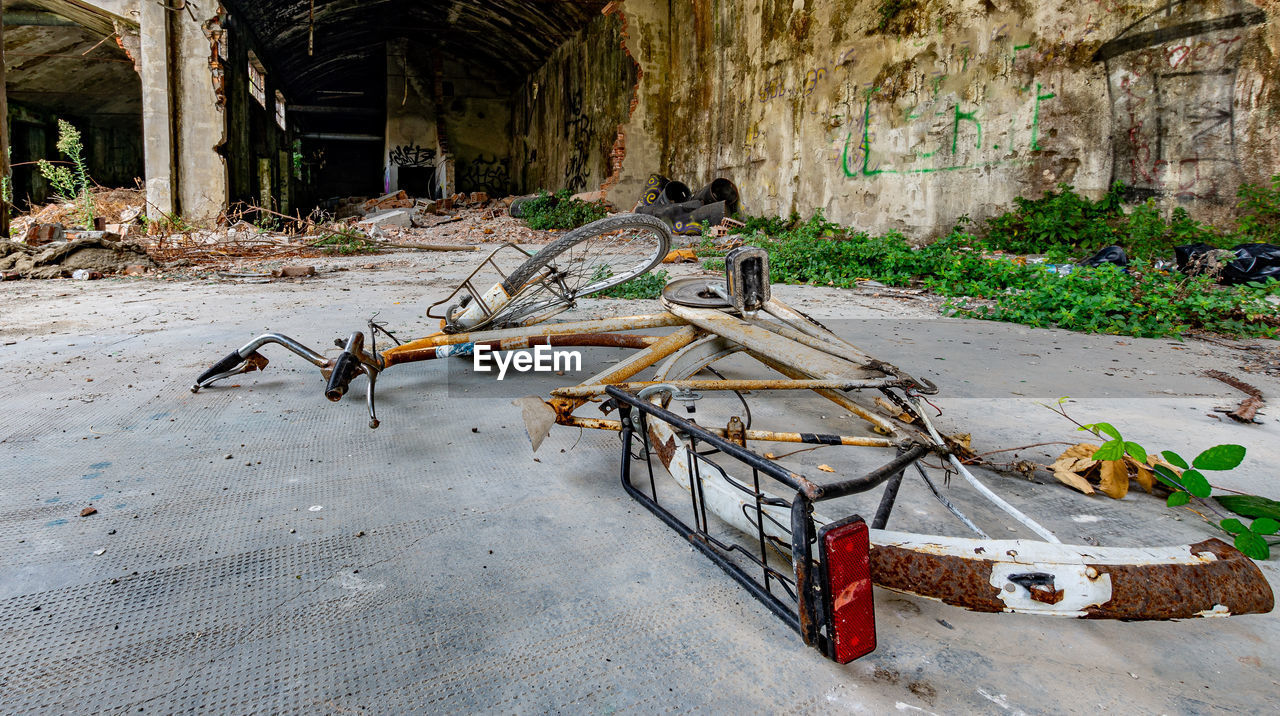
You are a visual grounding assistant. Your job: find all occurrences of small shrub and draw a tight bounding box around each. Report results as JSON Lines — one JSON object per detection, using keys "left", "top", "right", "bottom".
{"left": 37, "top": 119, "right": 94, "bottom": 227}
{"left": 520, "top": 190, "right": 609, "bottom": 230}
{"left": 716, "top": 207, "right": 1278, "bottom": 339}
{"left": 983, "top": 182, "right": 1227, "bottom": 259}
{"left": 1236, "top": 175, "right": 1280, "bottom": 243}
{"left": 596, "top": 269, "right": 670, "bottom": 300}
{"left": 314, "top": 230, "right": 380, "bottom": 255}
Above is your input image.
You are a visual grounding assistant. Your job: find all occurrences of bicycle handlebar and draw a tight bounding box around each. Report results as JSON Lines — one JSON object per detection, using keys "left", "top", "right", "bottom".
{"left": 325, "top": 332, "right": 365, "bottom": 402}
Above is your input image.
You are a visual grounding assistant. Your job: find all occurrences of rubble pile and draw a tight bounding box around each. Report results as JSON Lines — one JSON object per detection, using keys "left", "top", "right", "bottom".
{"left": 1, "top": 236, "right": 155, "bottom": 280}
{"left": 10, "top": 188, "right": 145, "bottom": 239}
{"left": 0, "top": 187, "right": 564, "bottom": 280}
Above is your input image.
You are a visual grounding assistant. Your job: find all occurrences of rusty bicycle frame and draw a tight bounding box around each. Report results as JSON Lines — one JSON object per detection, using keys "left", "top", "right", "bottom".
{"left": 191, "top": 241, "right": 1274, "bottom": 661}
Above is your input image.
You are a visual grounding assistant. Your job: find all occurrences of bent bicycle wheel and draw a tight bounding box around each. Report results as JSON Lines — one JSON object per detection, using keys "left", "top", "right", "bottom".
{"left": 502, "top": 213, "right": 672, "bottom": 298}
{"left": 481, "top": 213, "right": 673, "bottom": 329}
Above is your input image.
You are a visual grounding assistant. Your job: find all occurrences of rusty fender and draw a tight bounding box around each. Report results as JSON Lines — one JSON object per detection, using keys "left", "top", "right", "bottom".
{"left": 867, "top": 531, "right": 1274, "bottom": 619}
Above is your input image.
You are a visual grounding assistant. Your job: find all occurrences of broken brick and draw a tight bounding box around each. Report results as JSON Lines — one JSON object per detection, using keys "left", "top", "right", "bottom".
{"left": 274, "top": 265, "right": 316, "bottom": 278}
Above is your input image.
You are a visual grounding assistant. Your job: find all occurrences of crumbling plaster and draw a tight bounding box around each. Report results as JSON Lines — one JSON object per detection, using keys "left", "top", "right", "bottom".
{"left": 54, "top": 0, "right": 226, "bottom": 220}
{"left": 598, "top": 0, "right": 1280, "bottom": 235}
{"left": 512, "top": 11, "right": 639, "bottom": 196}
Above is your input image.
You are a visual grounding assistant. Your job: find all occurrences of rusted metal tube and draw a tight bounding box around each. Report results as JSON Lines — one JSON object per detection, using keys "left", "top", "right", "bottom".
{"left": 747, "top": 351, "right": 900, "bottom": 437}
{"left": 383, "top": 333, "right": 661, "bottom": 364}
{"left": 868, "top": 536, "right": 1274, "bottom": 619}
{"left": 551, "top": 377, "right": 902, "bottom": 398}
{"left": 556, "top": 415, "right": 898, "bottom": 448}
{"left": 381, "top": 313, "right": 685, "bottom": 366}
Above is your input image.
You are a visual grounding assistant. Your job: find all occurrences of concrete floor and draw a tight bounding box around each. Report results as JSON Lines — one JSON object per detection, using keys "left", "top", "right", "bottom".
{"left": 1, "top": 251, "right": 1278, "bottom": 714}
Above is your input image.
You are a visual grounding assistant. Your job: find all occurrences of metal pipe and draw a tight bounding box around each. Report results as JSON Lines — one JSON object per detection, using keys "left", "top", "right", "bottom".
{"left": 817, "top": 444, "right": 931, "bottom": 501}
{"left": 556, "top": 415, "right": 898, "bottom": 448}
{"left": 872, "top": 462, "right": 907, "bottom": 530}
{"left": 382, "top": 313, "right": 685, "bottom": 366}
{"left": 297, "top": 132, "right": 383, "bottom": 142}
{"left": 238, "top": 333, "right": 328, "bottom": 368}
{"left": 913, "top": 398, "right": 1061, "bottom": 544}
{"left": 552, "top": 377, "right": 902, "bottom": 398}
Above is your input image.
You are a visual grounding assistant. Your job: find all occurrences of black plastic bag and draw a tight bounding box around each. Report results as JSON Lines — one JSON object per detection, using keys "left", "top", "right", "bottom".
{"left": 1174, "top": 243, "right": 1216, "bottom": 273}
{"left": 1221, "top": 243, "right": 1280, "bottom": 286}
{"left": 1083, "top": 245, "right": 1129, "bottom": 268}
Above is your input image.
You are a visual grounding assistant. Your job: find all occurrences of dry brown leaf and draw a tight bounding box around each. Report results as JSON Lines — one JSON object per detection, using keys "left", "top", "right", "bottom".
{"left": 1052, "top": 468, "right": 1096, "bottom": 495}
{"left": 764, "top": 452, "right": 777, "bottom": 460}
{"left": 1147, "top": 454, "right": 1183, "bottom": 475}
{"left": 1059, "top": 443, "right": 1101, "bottom": 461}
{"left": 817, "top": 464, "right": 836, "bottom": 473}
{"left": 1098, "top": 460, "right": 1130, "bottom": 499}
{"left": 1125, "top": 456, "right": 1155, "bottom": 493}
{"left": 1048, "top": 443, "right": 1104, "bottom": 495}
{"left": 944, "top": 433, "right": 976, "bottom": 462}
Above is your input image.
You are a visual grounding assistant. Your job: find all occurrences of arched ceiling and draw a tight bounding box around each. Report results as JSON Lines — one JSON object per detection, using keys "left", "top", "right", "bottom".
{"left": 221, "top": 0, "right": 611, "bottom": 104}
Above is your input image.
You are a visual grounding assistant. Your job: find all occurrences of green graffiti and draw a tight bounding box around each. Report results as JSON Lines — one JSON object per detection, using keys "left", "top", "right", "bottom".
{"left": 843, "top": 82, "right": 1054, "bottom": 179}
{"left": 951, "top": 105, "right": 981, "bottom": 154}
{"left": 1030, "top": 83, "right": 1056, "bottom": 151}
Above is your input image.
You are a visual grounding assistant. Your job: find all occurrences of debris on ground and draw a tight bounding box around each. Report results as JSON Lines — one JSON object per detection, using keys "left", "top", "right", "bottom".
{"left": 1048, "top": 443, "right": 1161, "bottom": 498}
{"left": 80, "top": 507, "right": 97, "bottom": 517}
{"left": 275, "top": 265, "right": 317, "bottom": 278}
{"left": 1177, "top": 242, "right": 1280, "bottom": 285}
{"left": 0, "top": 236, "right": 156, "bottom": 279}
{"left": 635, "top": 174, "right": 741, "bottom": 235}
{"left": 10, "top": 188, "right": 145, "bottom": 239}
{"left": 1, "top": 187, "right": 558, "bottom": 280}
{"left": 1203, "top": 370, "right": 1266, "bottom": 423}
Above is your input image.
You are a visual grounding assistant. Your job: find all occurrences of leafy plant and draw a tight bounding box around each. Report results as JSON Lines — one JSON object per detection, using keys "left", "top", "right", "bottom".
{"left": 586, "top": 264, "right": 669, "bottom": 299}
{"left": 520, "top": 190, "right": 609, "bottom": 230}
{"left": 597, "top": 269, "right": 669, "bottom": 299}
{"left": 982, "top": 183, "right": 1227, "bottom": 259}
{"left": 313, "top": 229, "right": 380, "bottom": 255}
{"left": 1064, "top": 413, "right": 1279, "bottom": 560}
{"left": 716, "top": 207, "right": 1277, "bottom": 339}
{"left": 1235, "top": 174, "right": 1280, "bottom": 243}
{"left": 37, "top": 119, "right": 95, "bottom": 227}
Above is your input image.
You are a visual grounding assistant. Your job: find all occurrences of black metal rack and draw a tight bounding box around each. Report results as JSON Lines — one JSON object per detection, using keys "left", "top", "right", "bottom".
{"left": 608, "top": 385, "right": 929, "bottom": 661}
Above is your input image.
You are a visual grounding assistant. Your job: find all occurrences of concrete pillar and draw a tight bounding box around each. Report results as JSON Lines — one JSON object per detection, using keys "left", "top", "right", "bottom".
{"left": 173, "top": 7, "right": 227, "bottom": 221}
{"left": 138, "top": 0, "right": 174, "bottom": 218}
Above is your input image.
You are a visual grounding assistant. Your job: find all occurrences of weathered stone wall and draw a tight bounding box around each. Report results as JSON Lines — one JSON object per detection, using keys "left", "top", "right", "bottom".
{"left": 607, "top": 0, "right": 1280, "bottom": 235}
{"left": 513, "top": 12, "right": 639, "bottom": 195}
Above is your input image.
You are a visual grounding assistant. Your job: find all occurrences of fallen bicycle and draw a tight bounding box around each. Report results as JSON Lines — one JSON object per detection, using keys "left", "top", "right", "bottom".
{"left": 191, "top": 214, "right": 1274, "bottom": 664}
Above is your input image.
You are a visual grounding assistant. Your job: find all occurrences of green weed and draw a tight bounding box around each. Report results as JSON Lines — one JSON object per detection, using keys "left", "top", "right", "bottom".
{"left": 718, "top": 207, "right": 1277, "bottom": 338}
{"left": 37, "top": 119, "right": 95, "bottom": 227}
{"left": 520, "top": 190, "right": 609, "bottom": 231}
{"left": 314, "top": 230, "right": 380, "bottom": 255}
{"left": 595, "top": 269, "right": 670, "bottom": 300}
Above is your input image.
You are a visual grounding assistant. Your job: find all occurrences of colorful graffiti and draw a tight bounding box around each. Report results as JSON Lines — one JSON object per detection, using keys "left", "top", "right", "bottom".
{"left": 1094, "top": 0, "right": 1265, "bottom": 202}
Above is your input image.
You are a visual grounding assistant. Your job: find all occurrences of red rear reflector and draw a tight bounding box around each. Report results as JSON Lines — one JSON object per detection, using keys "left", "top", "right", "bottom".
{"left": 820, "top": 515, "right": 876, "bottom": 663}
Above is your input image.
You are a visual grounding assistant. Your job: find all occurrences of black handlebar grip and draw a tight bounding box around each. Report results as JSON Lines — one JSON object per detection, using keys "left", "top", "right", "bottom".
{"left": 196, "top": 350, "right": 246, "bottom": 385}
{"left": 325, "top": 351, "right": 361, "bottom": 402}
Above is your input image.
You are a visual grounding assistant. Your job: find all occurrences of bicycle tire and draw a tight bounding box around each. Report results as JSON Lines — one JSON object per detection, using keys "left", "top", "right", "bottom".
{"left": 501, "top": 213, "right": 672, "bottom": 298}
